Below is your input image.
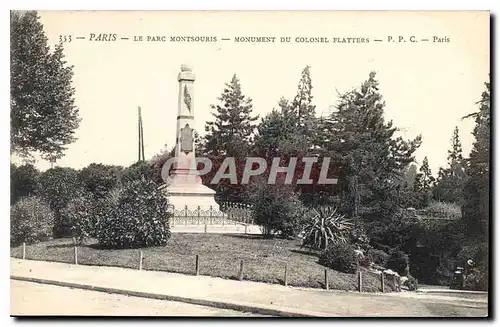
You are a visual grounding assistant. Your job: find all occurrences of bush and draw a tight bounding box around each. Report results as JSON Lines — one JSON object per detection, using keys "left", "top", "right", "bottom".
{"left": 63, "top": 192, "right": 100, "bottom": 244}
{"left": 39, "top": 167, "right": 82, "bottom": 237}
{"left": 387, "top": 250, "right": 410, "bottom": 275}
{"left": 367, "top": 248, "right": 390, "bottom": 267}
{"left": 419, "top": 201, "right": 461, "bottom": 219}
{"left": 302, "top": 205, "right": 353, "bottom": 250}
{"left": 97, "top": 178, "right": 171, "bottom": 248}
{"left": 250, "top": 182, "right": 306, "bottom": 239}
{"left": 10, "top": 163, "right": 40, "bottom": 205}
{"left": 319, "top": 243, "right": 358, "bottom": 274}
{"left": 404, "top": 275, "right": 418, "bottom": 291}
{"left": 79, "top": 163, "right": 122, "bottom": 198}
{"left": 11, "top": 196, "right": 54, "bottom": 246}
{"left": 120, "top": 161, "right": 156, "bottom": 184}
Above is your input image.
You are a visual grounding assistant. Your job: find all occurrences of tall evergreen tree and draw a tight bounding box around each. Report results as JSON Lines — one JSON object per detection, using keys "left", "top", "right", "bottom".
{"left": 462, "top": 80, "right": 490, "bottom": 242}
{"left": 414, "top": 156, "right": 435, "bottom": 208}
{"left": 433, "top": 126, "right": 467, "bottom": 203}
{"left": 11, "top": 11, "right": 80, "bottom": 161}
{"left": 201, "top": 75, "right": 258, "bottom": 202}
{"left": 319, "top": 72, "right": 421, "bottom": 217}
{"left": 202, "top": 74, "right": 259, "bottom": 158}
{"left": 254, "top": 67, "right": 317, "bottom": 159}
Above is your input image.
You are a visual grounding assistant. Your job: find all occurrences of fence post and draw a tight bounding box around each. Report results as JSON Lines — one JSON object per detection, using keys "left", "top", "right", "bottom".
{"left": 74, "top": 246, "right": 78, "bottom": 265}
{"left": 238, "top": 260, "right": 244, "bottom": 281}
{"left": 204, "top": 224, "right": 207, "bottom": 234}
{"left": 197, "top": 206, "right": 201, "bottom": 225}
{"left": 284, "top": 264, "right": 288, "bottom": 286}
{"left": 357, "top": 271, "right": 362, "bottom": 292}
{"left": 195, "top": 255, "right": 200, "bottom": 276}
{"left": 171, "top": 205, "right": 175, "bottom": 226}
{"left": 324, "top": 269, "right": 329, "bottom": 290}
{"left": 139, "top": 251, "right": 143, "bottom": 270}
{"left": 380, "top": 273, "right": 385, "bottom": 293}
{"left": 210, "top": 205, "right": 213, "bottom": 225}
{"left": 22, "top": 242, "right": 26, "bottom": 260}
{"left": 184, "top": 205, "right": 188, "bottom": 226}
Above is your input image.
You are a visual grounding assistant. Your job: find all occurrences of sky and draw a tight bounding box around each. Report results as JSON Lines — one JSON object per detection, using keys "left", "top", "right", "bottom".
{"left": 15, "top": 11, "right": 490, "bottom": 174}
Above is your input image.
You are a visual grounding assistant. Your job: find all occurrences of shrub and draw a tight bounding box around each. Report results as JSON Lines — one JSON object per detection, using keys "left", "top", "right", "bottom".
{"left": 319, "top": 243, "right": 358, "bottom": 274}
{"left": 350, "top": 218, "right": 370, "bottom": 251}
{"left": 250, "top": 182, "right": 306, "bottom": 239}
{"left": 39, "top": 167, "right": 82, "bottom": 237}
{"left": 63, "top": 192, "right": 99, "bottom": 244}
{"left": 120, "top": 161, "right": 156, "bottom": 184}
{"left": 97, "top": 178, "right": 171, "bottom": 248}
{"left": 10, "top": 163, "right": 40, "bottom": 205}
{"left": 79, "top": 163, "right": 122, "bottom": 198}
{"left": 302, "top": 205, "right": 353, "bottom": 250}
{"left": 367, "top": 248, "right": 390, "bottom": 267}
{"left": 404, "top": 275, "right": 418, "bottom": 291}
{"left": 11, "top": 196, "right": 54, "bottom": 246}
{"left": 419, "top": 201, "right": 461, "bottom": 219}
{"left": 387, "top": 250, "right": 410, "bottom": 275}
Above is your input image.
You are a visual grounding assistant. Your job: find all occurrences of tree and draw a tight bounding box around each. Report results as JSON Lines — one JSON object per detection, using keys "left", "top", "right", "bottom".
{"left": 202, "top": 74, "right": 259, "bottom": 158}
{"left": 433, "top": 126, "right": 467, "bottom": 203}
{"left": 79, "top": 163, "right": 122, "bottom": 198}
{"left": 319, "top": 72, "right": 421, "bottom": 217}
{"left": 10, "top": 163, "right": 40, "bottom": 204}
{"left": 462, "top": 80, "right": 490, "bottom": 253}
{"left": 414, "top": 156, "right": 435, "bottom": 208}
{"left": 255, "top": 67, "right": 317, "bottom": 159}
{"left": 38, "top": 167, "right": 81, "bottom": 236}
{"left": 11, "top": 11, "right": 80, "bottom": 161}
{"left": 202, "top": 74, "right": 259, "bottom": 201}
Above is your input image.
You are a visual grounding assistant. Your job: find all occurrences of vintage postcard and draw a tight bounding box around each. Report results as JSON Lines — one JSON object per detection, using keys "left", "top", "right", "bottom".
{"left": 10, "top": 10, "right": 490, "bottom": 317}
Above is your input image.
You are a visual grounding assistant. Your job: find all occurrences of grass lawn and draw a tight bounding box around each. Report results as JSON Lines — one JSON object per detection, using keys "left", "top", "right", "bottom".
{"left": 11, "top": 233, "right": 397, "bottom": 292}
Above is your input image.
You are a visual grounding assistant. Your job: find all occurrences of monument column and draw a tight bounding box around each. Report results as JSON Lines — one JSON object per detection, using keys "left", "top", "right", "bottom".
{"left": 172, "top": 64, "right": 197, "bottom": 176}
{"left": 162, "top": 65, "right": 219, "bottom": 211}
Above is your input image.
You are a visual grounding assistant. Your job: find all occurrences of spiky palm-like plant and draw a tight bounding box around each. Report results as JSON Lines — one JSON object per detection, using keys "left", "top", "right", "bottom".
{"left": 301, "top": 206, "right": 353, "bottom": 251}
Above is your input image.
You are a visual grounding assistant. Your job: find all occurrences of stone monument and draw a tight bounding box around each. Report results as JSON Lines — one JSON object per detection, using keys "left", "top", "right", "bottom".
{"left": 162, "top": 65, "right": 219, "bottom": 211}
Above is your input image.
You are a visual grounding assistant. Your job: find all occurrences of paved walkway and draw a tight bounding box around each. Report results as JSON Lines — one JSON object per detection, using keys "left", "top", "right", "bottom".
{"left": 11, "top": 280, "right": 266, "bottom": 316}
{"left": 10, "top": 259, "right": 488, "bottom": 317}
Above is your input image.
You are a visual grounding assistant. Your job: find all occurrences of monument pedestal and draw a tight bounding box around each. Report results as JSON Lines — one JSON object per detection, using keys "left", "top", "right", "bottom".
{"left": 162, "top": 172, "right": 220, "bottom": 211}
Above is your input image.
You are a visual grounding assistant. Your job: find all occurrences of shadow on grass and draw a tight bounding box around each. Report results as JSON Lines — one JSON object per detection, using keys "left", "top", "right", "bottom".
{"left": 290, "top": 249, "right": 320, "bottom": 257}
{"left": 222, "top": 234, "right": 265, "bottom": 240}
{"left": 46, "top": 243, "right": 75, "bottom": 249}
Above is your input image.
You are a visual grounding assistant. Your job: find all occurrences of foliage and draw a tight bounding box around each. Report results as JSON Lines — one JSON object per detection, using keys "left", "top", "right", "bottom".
{"left": 367, "top": 248, "right": 389, "bottom": 267}
{"left": 404, "top": 275, "right": 418, "bottom": 291}
{"left": 250, "top": 181, "right": 306, "bottom": 239}
{"left": 63, "top": 192, "right": 99, "bottom": 244}
{"left": 11, "top": 196, "right": 54, "bottom": 246}
{"left": 413, "top": 156, "right": 435, "bottom": 208}
{"left": 11, "top": 11, "right": 80, "bottom": 161}
{"left": 419, "top": 201, "right": 461, "bottom": 219}
{"left": 316, "top": 72, "right": 422, "bottom": 217}
{"left": 202, "top": 74, "right": 259, "bottom": 158}
{"left": 79, "top": 163, "right": 122, "bottom": 198}
{"left": 301, "top": 205, "right": 353, "bottom": 250}
{"left": 10, "top": 163, "right": 40, "bottom": 204}
{"left": 350, "top": 217, "right": 370, "bottom": 251}
{"left": 120, "top": 161, "right": 156, "bottom": 184}
{"left": 433, "top": 126, "right": 467, "bottom": 204}
{"left": 461, "top": 79, "right": 490, "bottom": 253}
{"left": 38, "top": 167, "right": 82, "bottom": 237}
{"left": 319, "top": 243, "right": 358, "bottom": 274}
{"left": 386, "top": 250, "right": 409, "bottom": 276}
{"left": 97, "top": 178, "right": 171, "bottom": 249}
